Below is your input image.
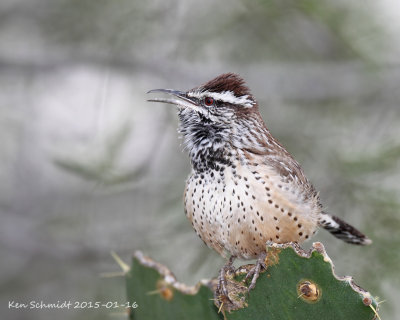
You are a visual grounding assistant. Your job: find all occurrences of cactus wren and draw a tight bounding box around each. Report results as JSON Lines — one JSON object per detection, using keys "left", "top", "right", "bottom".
{"left": 148, "top": 73, "right": 371, "bottom": 290}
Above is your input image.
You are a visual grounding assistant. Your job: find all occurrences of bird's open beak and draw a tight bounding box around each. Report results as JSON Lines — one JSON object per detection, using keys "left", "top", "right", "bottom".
{"left": 147, "top": 89, "right": 199, "bottom": 110}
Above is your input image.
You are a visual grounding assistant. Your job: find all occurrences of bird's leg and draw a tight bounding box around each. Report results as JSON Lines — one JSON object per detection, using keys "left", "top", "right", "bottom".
{"left": 245, "top": 252, "right": 267, "bottom": 291}
{"left": 217, "top": 255, "right": 236, "bottom": 296}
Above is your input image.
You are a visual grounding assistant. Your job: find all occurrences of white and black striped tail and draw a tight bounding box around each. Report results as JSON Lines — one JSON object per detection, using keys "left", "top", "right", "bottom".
{"left": 319, "top": 213, "right": 372, "bottom": 245}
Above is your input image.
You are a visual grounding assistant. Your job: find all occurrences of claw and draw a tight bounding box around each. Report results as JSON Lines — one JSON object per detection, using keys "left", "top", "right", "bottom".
{"left": 245, "top": 252, "right": 267, "bottom": 292}
{"left": 217, "top": 255, "right": 236, "bottom": 297}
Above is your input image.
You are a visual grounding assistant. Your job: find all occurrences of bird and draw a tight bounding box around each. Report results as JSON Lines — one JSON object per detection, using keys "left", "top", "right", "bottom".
{"left": 147, "top": 73, "right": 371, "bottom": 294}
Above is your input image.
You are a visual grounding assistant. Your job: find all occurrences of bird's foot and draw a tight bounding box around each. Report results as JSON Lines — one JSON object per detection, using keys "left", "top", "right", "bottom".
{"left": 245, "top": 252, "right": 267, "bottom": 292}
{"left": 214, "top": 255, "right": 249, "bottom": 312}
{"left": 216, "top": 255, "right": 236, "bottom": 297}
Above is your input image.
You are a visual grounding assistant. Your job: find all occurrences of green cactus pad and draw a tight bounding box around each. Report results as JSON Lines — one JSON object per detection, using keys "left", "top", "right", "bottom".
{"left": 125, "top": 243, "right": 379, "bottom": 320}
{"left": 125, "top": 251, "right": 222, "bottom": 319}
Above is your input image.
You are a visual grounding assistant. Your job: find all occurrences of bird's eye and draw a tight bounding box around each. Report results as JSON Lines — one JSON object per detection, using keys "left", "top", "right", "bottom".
{"left": 204, "top": 97, "right": 214, "bottom": 106}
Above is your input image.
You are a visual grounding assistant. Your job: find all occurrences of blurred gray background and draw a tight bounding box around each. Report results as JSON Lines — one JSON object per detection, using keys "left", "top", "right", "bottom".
{"left": 1, "top": 0, "right": 400, "bottom": 319}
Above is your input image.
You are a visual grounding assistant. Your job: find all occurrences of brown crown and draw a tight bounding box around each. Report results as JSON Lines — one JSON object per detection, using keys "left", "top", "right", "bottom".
{"left": 197, "top": 73, "right": 253, "bottom": 98}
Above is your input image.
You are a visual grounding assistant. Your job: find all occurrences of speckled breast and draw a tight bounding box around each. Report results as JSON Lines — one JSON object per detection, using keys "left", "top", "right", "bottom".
{"left": 184, "top": 161, "right": 321, "bottom": 260}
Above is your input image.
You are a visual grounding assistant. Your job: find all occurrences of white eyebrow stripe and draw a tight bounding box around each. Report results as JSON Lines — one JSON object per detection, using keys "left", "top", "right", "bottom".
{"left": 187, "top": 90, "right": 255, "bottom": 108}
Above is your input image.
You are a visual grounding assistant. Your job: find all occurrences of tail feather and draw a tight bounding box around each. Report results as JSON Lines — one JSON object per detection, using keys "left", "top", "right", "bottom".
{"left": 319, "top": 213, "right": 372, "bottom": 245}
